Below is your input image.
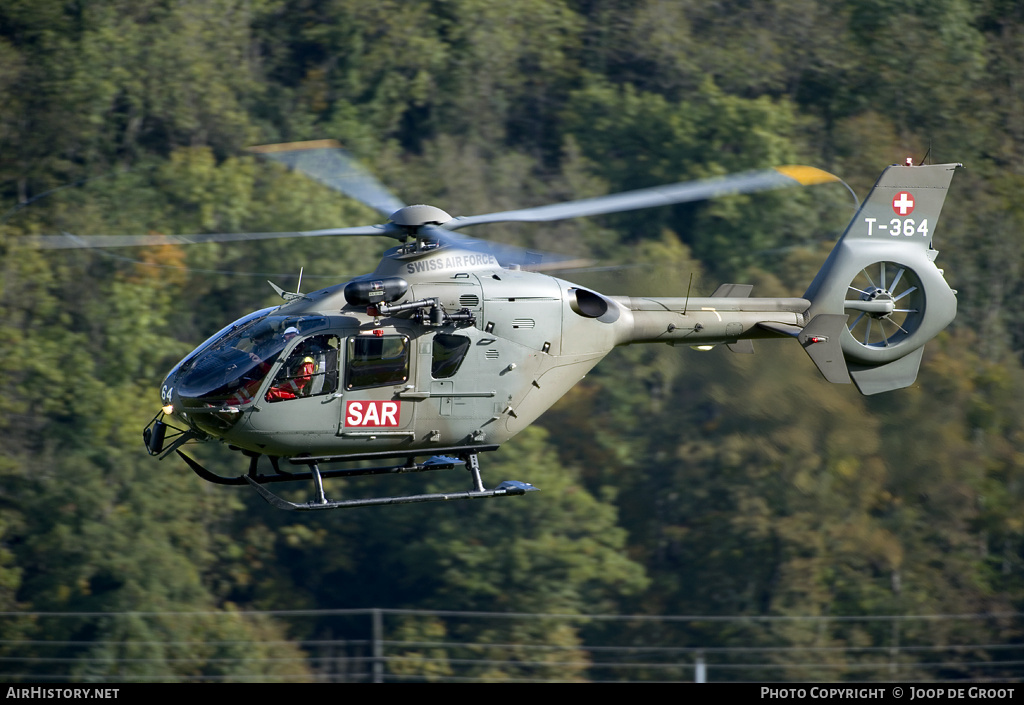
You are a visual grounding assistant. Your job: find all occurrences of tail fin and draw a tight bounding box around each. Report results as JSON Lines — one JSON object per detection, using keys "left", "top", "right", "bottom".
{"left": 803, "top": 162, "right": 962, "bottom": 394}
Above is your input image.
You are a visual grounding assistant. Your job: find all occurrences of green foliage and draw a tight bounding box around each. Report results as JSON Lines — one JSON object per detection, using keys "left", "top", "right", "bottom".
{"left": 562, "top": 76, "right": 831, "bottom": 276}
{"left": 207, "top": 427, "right": 646, "bottom": 670}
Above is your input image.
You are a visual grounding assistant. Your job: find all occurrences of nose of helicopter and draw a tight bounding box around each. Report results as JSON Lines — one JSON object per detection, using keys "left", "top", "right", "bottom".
{"left": 159, "top": 368, "right": 179, "bottom": 415}
{"left": 155, "top": 346, "right": 253, "bottom": 439}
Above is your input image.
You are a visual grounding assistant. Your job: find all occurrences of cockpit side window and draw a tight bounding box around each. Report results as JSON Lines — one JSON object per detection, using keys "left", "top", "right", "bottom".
{"left": 346, "top": 335, "right": 409, "bottom": 390}
{"left": 265, "top": 335, "right": 340, "bottom": 403}
{"left": 431, "top": 334, "right": 471, "bottom": 379}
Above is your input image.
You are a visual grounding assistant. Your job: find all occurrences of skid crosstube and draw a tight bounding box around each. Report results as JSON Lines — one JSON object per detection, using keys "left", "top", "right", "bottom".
{"left": 176, "top": 446, "right": 500, "bottom": 486}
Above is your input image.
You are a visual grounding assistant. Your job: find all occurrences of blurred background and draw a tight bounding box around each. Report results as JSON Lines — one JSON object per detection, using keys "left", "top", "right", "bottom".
{"left": 1, "top": 0, "right": 1023, "bottom": 682}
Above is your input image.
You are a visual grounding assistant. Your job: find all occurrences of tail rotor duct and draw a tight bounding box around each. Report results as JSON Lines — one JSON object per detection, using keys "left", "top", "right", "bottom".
{"left": 844, "top": 261, "right": 925, "bottom": 350}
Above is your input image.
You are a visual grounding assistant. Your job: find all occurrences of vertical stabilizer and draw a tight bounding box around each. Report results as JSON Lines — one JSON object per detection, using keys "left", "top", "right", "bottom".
{"left": 803, "top": 163, "right": 961, "bottom": 394}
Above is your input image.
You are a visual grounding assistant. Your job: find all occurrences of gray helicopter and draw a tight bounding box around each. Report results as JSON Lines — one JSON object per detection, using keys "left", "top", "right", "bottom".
{"left": 38, "top": 142, "right": 962, "bottom": 511}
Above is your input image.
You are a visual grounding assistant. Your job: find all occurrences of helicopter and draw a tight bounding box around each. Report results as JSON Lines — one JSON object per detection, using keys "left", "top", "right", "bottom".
{"left": 36, "top": 142, "right": 962, "bottom": 511}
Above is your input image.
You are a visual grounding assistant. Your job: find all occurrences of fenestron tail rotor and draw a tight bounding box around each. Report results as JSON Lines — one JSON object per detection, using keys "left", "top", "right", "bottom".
{"left": 844, "top": 261, "right": 924, "bottom": 349}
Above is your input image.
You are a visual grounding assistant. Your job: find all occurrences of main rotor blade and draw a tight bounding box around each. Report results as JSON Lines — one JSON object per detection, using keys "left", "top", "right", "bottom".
{"left": 28, "top": 224, "right": 404, "bottom": 250}
{"left": 248, "top": 140, "right": 406, "bottom": 218}
{"left": 443, "top": 166, "right": 840, "bottom": 231}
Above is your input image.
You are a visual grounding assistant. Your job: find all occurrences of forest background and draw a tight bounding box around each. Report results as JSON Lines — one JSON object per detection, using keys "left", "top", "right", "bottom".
{"left": 1, "top": 0, "right": 1024, "bottom": 683}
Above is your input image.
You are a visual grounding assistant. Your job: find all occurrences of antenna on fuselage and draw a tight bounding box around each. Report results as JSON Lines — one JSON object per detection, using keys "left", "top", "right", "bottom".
{"left": 267, "top": 266, "right": 310, "bottom": 302}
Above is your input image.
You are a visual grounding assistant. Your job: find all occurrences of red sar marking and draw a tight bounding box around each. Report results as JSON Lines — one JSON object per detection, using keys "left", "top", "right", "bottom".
{"left": 345, "top": 400, "right": 400, "bottom": 427}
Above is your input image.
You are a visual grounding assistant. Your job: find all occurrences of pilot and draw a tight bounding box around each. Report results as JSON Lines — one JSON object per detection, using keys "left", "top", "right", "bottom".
{"left": 244, "top": 325, "right": 298, "bottom": 367}
{"left": 282, "top": 326, "right": 300, "bottom": 344}
{"left": 265, "top": 355, "right": 317, "bottom": 402}
{"left": 232, "top": 326, "right": 306, "bottom": 404}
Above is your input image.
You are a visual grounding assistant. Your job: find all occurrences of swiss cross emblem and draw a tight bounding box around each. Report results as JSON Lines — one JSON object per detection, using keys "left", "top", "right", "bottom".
{"left": 892, "top": 191, "right": 915, "bottom": 216}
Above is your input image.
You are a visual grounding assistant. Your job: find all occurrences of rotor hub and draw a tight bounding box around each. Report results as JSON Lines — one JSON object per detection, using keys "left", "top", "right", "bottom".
{"left": 861, "top": 287, "right": 895, "bottom": 319}
{"left": 389, "top": 204, "right": 453, "bottom": 228}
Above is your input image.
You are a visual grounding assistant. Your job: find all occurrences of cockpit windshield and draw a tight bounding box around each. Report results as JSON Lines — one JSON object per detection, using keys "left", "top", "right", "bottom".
{"left": 176, "top": 313, "right": 330, "bottom": 405}
{"left": 167, "top": 306, "right": 277, "bottom": 382}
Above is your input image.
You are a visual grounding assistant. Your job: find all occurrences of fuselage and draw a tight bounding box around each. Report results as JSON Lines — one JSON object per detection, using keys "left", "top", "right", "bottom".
{"left": 160, "top": 244, "right": 808, "bottom": 458}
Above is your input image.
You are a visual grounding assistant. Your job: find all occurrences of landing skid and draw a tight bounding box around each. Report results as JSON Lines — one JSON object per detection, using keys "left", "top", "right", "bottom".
{"left": 175, "top": 446, "right": 538, "bottom": 511}
{"left": 246, "top": 476, "right": 537, "bottom": 511}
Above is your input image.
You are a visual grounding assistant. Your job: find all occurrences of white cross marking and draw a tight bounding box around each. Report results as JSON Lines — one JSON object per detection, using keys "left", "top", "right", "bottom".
{"left": 892, "top": 191, "right": 915, "bottom": 216}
